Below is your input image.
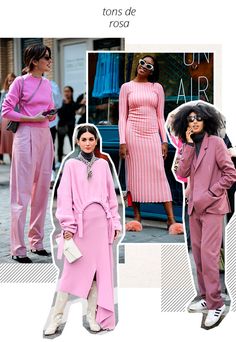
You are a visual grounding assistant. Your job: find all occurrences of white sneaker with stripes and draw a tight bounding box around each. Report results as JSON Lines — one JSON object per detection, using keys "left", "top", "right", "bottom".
{"left": 204, "top": 304, "right": 226, "bottom": 327}
{"left": 188, "top": 299, "right": 207, "bottom": 312}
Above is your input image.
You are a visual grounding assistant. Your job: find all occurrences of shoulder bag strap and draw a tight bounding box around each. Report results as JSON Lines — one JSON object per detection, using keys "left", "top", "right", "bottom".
{"left": 26, "top": 77, "right": 43, "bottom": 103}
{"left": 19, "top": 76, "right": 43, "bottom": 108}
{"left": 18, "top": 77, "right": 24, "bottom": 110}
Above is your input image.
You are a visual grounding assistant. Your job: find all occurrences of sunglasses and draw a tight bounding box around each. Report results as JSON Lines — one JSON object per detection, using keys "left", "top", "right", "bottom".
{"left": 138, "top": 59, "right": 154, "bottom": 71}
{"left": 42, "top": 55, "right": 51, "bottom": 61}
{"left": 187, "top": 115, "right": 203, "bottom": 122}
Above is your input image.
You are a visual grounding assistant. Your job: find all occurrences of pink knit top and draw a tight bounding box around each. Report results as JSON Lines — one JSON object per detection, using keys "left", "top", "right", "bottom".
{"left": 118, "top": 81, "right": 168, "bottom": 144}
{"left": 1, "top": 74, "right": 54, "bottom": 128}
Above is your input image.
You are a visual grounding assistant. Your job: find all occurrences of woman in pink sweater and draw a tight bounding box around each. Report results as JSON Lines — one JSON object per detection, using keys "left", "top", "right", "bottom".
{"left": 44, "top": 124, "right": 121, "bottom": 335}
{"left": 1, "top": 43, "right": 56, "bottom": 263}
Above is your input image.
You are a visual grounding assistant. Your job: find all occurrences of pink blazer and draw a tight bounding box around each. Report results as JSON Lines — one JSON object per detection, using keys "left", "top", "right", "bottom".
{"left": 177, "top": 134, "right": 236, "bottom": 215}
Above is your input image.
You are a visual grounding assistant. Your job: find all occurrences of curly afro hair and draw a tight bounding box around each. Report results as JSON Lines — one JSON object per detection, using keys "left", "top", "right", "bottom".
{"left": 172, "top": 103, "right": 223, "bottom": 143}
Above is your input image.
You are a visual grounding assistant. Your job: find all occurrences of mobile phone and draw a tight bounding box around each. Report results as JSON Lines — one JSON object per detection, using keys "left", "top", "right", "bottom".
{"left": 42, "top": 109, "right": 58, "bottom": 116}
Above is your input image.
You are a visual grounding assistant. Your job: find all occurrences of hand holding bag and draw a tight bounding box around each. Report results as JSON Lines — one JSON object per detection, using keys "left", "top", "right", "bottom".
{"left": 118, "top": 158, "right": 133, "bottom": 207}
{"left": 63, "top": 238, "right": 82, "bottom": 263}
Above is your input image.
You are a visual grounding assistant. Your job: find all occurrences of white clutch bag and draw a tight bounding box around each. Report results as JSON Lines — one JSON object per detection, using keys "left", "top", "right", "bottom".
{"left": 63, "top": 238, "right": 82, "bottom": 263}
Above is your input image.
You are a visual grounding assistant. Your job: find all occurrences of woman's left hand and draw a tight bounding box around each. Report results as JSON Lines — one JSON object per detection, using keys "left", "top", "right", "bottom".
{"left": 114, "top": 230, "right": 120, "bottom": 240}
{"left": 64, "top": 231, "right": 74, "bottom": 240}
{"left": 162, "top": 143, "right": 168, "bottom": 160}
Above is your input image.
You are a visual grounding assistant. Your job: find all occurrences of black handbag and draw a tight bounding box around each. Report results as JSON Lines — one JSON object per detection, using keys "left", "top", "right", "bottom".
{"left": 6, "top": 121, "right": 19, "bottom": 133}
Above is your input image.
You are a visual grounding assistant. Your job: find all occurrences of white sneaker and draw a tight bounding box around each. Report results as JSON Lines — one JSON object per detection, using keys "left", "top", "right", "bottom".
{"left": 188, "top": 299, "right": 207, "bottom": 312}
{"left": 204, "top": 304, "right": 226, "bottom": 327}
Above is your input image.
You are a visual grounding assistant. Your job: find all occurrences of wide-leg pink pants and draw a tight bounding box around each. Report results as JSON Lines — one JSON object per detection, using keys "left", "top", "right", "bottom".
{"left": 10, "top": 125, "right": 54, "bottom": 256}
{"left": 190, "top": 210, "right": 224, "bottom": 309}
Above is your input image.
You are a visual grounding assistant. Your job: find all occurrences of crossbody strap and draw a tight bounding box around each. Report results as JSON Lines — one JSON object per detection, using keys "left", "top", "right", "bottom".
{"left": 18, "top": 77, "right": 24, "bottom": 110}
{"left": 19, "top": 76, "right": 43, "bottom": 109}
{"left": 26, "top": 77, "right": 43, "bottom": 103}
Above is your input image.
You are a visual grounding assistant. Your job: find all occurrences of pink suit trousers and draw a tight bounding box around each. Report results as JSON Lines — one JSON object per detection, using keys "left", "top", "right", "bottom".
{"left": 190, "top": 210, "right": 224, "bottom": 309}
{"left": 10, "top": 125, "right": 54, "bottom": 256}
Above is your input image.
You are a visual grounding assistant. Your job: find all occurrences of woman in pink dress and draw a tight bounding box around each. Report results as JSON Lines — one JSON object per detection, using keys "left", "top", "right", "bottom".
{"left": 44, "top": 125, "right": 121, "bottom": 335}
{"left": 119, "top": 55, "right": 177, "bottom": 230}
{"left": 1, "top": 43, "right": 55, "bottom": 263}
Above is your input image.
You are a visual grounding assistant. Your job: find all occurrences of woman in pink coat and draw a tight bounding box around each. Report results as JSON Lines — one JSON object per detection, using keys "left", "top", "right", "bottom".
{"left": 172, "top": 103, "right": 236, "bottom": 328}
{"left": 1, "top": 44, "right": 55, "bottom": 263}
{"left": 45, "top": 124, "right": 122, "bottom": 335}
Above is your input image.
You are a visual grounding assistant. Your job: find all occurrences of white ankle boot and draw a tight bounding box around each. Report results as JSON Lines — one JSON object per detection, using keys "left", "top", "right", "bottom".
{"left": 86, "top": 281, "right": 101, "bottom": 332}
{"left": 44, "top": 292, "right": 69, "bottom": 335}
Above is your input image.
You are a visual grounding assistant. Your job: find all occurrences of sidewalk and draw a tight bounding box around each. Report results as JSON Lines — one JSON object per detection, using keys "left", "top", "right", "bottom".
{"left": 122, "top": 218, "right": 185, "bottom": 244}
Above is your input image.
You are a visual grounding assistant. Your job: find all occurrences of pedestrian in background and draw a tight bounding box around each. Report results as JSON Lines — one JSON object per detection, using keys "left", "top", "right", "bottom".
{"left": 49, "top": 80, "right": 63, "bottom": 185}
{"left": 1, "top": 43, "right": 56, "bottom": 263}
{"left": 0, "top": 73, "right": 16, "bottom": 162}
{"left": 76, "top": 92, "right": 86, "bottom": 124}
{"left": 57, "top": 86, "right": 77, "bottom": 167}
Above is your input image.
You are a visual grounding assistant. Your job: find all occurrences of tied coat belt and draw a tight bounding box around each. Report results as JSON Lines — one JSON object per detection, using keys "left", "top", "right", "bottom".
{"left": 57, "top": 201, "right": 115, "bottom": 260}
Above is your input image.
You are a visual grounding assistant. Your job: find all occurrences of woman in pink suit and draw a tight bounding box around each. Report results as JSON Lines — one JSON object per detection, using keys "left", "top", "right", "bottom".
{"left": 44, "top": 125, "right": 121, "bottom": 335}
{"left": 1, "top": 44, "right": 55, "bottom": 263}
{"left": 172, "top": 103, "right": 236, "bottom": 327}
{"left": 119, "top": 55, "right": 178, "bottom": 231}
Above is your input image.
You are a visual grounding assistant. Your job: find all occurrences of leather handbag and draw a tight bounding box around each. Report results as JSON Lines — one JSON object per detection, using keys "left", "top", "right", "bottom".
{"left": 6, "top": 121, "right": 19, "bottom": 133}
{"left": 63, "top": 238, "right": 82, "bottom": 263}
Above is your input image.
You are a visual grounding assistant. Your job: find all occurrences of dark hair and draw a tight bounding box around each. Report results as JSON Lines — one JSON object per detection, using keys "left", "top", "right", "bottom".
{"left": 172, "top": 103, "right": 223, "bottom": 143}
{"left": 3, "top": 72, "right": 16, "bottom": 91}
{"left": 23, "top": 43, "right": 51, "bottom": 73}
{"left": 64, "top": 86, "right": 74, "bottom": 102}
{"left": 77, "top": 125, "right": 98, "bottom": 140}
{"left": 77, "top": 124, "right": 103, "bottom": 158}
{"left": 135, "top": 55, "right": 159, "bottom": 82}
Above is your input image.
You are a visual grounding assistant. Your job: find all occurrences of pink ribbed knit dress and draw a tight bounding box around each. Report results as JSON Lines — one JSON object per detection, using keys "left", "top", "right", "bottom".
{"left": 118, "top": 81, "right": 172, "bottom": 202}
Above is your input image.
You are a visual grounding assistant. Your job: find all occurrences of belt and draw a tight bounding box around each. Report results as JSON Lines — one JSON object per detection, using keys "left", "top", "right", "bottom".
{"left": 57, "top": 201, "right": 114, "bottom": 259}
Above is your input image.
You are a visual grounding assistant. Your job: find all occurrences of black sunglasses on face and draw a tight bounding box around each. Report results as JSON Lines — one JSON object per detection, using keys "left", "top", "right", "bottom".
{"left": 138, "top": 59, "right": 154, "bottom": 71}
{"left": 42, "top": 55, "right": 51, "bottom": 61}
{"left": 187, "top": 115, "right": 203, "bottom": 122}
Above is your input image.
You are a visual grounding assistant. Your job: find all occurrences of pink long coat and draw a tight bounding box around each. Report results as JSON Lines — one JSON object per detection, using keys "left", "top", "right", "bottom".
{"left": 56, "top": 157, "right": 122, "bottom": 330}
{"left": 177, "top": 134, "right": 236, "bottom": 215}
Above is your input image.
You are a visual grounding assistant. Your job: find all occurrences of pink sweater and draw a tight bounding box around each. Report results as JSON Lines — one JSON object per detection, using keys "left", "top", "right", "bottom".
{"left": 1, "top": 74, "right": 54, "bottom": 128}
{"left": 56, "top": 157, "right": 122, "bottom": 258}
{"left": 118, "top": 81, "right": 168, "bottom": 144}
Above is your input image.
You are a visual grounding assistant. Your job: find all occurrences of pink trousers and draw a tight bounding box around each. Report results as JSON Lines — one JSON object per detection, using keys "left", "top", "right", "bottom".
{"left": 10, "top": 125, "right": 54, "bottom": 256}
{"left": 190, "top": 210, "right": 224, "bottom": 309}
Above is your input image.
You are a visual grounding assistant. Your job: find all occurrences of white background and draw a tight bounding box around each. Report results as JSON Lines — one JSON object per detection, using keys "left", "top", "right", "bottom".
{"left": 1, "top": 0, "right": 236, "bottom": 341}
